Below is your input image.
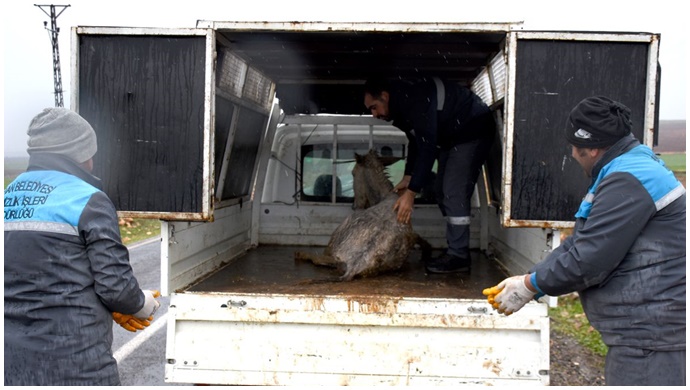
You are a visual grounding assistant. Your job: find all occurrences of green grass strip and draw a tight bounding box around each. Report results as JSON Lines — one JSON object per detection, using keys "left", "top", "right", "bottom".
{"left": 549, "top": 294, "right": 608, "bottom": 357}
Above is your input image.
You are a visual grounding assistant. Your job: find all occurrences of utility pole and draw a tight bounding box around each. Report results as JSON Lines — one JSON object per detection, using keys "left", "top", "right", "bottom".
{"left": 35, "top": 4, "right": 70, "bottom": 108}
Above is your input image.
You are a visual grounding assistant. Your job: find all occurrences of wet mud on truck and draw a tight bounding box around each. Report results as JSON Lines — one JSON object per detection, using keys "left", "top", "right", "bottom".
{"left": 71, "top": 21, "right": 660, "bottom": 385}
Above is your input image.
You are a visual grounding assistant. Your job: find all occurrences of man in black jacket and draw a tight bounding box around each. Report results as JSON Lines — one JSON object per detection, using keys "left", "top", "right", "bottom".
{"left": 4, "top": 107, "right": 160, "bottom": 385}
{"left": 364, "top": 77, "right": 495, "bottom": 273}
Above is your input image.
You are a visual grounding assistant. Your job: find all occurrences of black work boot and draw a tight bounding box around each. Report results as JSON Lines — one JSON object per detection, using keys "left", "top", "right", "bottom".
{"left": 425, "top": 252, "right": 471, "bottom": 274}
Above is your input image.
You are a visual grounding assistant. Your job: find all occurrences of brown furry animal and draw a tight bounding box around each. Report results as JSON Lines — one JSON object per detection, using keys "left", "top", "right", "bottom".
{"left": 295, "top": 149, "right": 431, "bottom": 281}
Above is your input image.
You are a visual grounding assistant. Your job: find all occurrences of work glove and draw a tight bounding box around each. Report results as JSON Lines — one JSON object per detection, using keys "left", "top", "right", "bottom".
{"left": 113, "top": 290, "right": 160, "bottom": 332}
{"left": 492, "top": 275, "right": 536, "bottom": 315}
{"left": 482, "top": 285, "right": 503, "bottom": 311}
{"left": 112, "top": 312, "right": 153, "bottom": 332}
{"left": 132, "top": 289, "right": 161, "bottom": 320}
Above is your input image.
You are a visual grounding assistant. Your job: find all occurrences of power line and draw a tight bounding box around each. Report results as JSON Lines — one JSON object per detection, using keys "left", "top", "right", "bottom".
{"left": 35, "top": 4, "right": 70, "bottom": 108}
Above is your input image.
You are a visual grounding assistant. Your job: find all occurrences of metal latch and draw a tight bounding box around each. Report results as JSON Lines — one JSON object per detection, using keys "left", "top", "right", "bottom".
{"left": 221, "top": 299, "right": 247, "bottom": 308}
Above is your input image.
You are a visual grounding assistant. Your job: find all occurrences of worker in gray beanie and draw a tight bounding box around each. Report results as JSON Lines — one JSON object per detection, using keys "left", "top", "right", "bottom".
{"left": 484, "top": 95, "right": 686, "bottom": 385}
{"left": 27, "top": 107, "right": 98, "bottom": 163}
{"left": 5, "top": 107, "right": 161, "bottom": 385}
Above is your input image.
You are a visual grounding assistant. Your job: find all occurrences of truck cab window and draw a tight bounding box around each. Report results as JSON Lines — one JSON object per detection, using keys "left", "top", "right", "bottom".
{"left": 301, "top": 143, "right": 369, "bottom": 202}
{"left": 301, "top": 143, "right": 437, "bottom": 204}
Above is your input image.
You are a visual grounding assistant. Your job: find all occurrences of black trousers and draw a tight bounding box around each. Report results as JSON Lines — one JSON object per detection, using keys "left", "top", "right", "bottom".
{"left": 605, "top": 346, "right": 685, "bottom": 386}
{"left": 434, "top": 134, "right": 493, "bottom": 258}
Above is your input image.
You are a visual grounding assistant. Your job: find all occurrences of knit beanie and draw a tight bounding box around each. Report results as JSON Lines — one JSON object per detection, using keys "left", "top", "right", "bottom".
{"left": 565, "top": 96, "right": 632, "bottom": 148}
{"left": 27, "top": 107, "right": 98, "bottom": 163}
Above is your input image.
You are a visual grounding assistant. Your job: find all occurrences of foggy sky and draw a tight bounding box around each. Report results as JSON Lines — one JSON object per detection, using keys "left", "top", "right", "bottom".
{"left": 3, "top": 0, "right": 687, "bottom": 157}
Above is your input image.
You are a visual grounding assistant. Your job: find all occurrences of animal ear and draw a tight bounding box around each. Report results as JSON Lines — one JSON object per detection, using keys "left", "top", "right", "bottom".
{"left": 355, "top": 153, "right": 364, "bottom": 163}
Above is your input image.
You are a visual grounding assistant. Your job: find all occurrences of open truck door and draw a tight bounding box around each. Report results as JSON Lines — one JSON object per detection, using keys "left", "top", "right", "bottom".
{"left": 72, "top": 27, "right": 276, "bottom": 222}
{"left": 502, "top": 30, "right": 660, "bottom": 228}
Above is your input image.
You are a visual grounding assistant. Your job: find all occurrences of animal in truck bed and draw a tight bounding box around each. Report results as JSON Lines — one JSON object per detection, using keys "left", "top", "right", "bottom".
{"left": 295, "top": 149, "right": 431, "bottom": 281}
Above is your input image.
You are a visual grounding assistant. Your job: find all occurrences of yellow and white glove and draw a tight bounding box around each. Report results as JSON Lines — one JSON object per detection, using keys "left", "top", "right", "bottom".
{"left": 113, "top": 290, "right": 161, "bottom": 332}
{"left": 491, "top": 275, "right": 535, "bottom": 315}
{"left": 483, "top": 276, "right": 535, "bottom": 316}
{"left": 132, "top": 289, "right": 161, "bottom": 320}
{"left": 112, "top": 312, "right": 153, "bottom": 332}
{"left": 482, "top": 285, "right": 503, "bottom": 311}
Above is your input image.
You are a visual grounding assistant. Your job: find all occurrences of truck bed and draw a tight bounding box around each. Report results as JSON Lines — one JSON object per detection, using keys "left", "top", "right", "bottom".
{"left": 188, "top": 245, "right": 508, "bottom": 299}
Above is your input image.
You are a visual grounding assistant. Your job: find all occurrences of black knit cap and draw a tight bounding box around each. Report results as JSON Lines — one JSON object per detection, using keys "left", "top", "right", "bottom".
{"left": 565, "top": 96, "right": 632, "bottom": 148}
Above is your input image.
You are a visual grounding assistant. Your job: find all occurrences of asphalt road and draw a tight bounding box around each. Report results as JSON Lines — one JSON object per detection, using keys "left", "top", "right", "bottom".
{"left": 111, "top": 237, "right": 189, "bottom": 386}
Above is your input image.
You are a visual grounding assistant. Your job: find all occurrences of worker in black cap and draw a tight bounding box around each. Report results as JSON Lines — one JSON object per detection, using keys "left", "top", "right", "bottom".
{"left": 483, "top": 96, "right": 686, "bottom": 386}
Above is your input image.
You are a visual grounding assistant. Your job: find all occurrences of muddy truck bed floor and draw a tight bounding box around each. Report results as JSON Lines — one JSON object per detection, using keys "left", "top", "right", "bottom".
{"left": 188, "top": 246, "right": 509, "bottom": 300}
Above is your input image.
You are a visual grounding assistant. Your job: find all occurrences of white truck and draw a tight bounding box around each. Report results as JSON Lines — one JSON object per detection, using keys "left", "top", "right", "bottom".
{"left": 71, "top": 21, "right": 661, "bottom": 385}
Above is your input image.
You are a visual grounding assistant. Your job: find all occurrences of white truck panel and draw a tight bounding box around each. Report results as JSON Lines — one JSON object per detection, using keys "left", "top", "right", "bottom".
{"left": 487, "top": 210, "right": 555, "bottom": 276}
{"left": 165, "top": 292, "right": 549, "bottom": 385}
{"left": 163, "top": 204, "right": 253, "bottom": 295}
{"left": 258, "top": 203, "right": 454, "bottom": 248}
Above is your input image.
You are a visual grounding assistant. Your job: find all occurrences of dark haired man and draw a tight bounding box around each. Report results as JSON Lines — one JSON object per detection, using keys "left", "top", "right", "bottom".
{"left": 364, "top": 77, "right": 495, "bottom": 273}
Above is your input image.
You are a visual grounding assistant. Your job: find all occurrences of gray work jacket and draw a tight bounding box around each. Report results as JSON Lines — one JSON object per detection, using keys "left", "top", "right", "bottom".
{"left": 531, "top": 135, "right": 686, "bottom": 351}
{"left": 4, "top": 153, "right": 145, "bottom": 385}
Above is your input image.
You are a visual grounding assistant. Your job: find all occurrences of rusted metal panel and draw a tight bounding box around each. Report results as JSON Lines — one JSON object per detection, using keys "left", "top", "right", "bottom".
{"left": 165, "top": 292, "right": 549, "bottom": 385}
{"left": 171, "top": 292, "right": 545, "bottom": 328}
{"left": 202, "top": 21, "right": 521, "bottom": 33}
{"left": 643, "top": 35, "right": 661, "bottom": 147}
{"left": 116, "top": 210, "right": 211, "bottom": 221}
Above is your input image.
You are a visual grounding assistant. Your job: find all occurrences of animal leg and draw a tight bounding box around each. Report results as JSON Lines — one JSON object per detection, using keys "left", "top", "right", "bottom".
{"left": 294, "top": 251, "right": 340, "bottom": 268}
